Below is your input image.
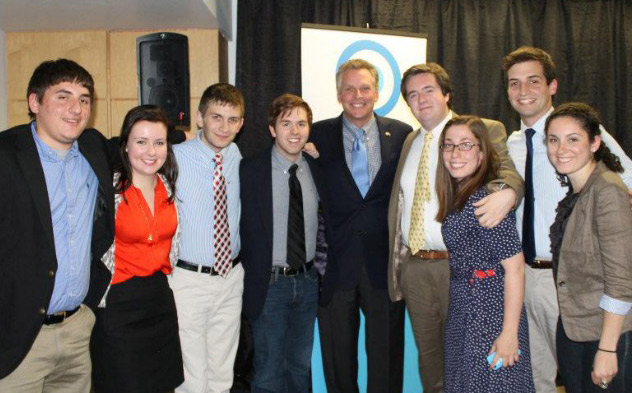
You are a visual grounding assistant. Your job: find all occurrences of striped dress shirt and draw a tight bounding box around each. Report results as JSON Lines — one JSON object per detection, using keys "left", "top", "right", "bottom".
{"left": 174, "top": 132, "right": 241, "bottom": 266}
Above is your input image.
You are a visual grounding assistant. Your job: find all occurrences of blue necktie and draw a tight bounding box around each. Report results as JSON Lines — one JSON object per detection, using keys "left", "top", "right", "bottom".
{"left": 522, "top": 128, "right": 536, "bottom": 265}
{"left": 351, "top": 129, "right": 370, "bottom": 197}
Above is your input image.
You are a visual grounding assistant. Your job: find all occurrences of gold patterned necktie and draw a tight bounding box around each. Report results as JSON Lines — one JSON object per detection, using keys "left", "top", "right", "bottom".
{"left": 408, "top": 130, "right": 433, "bottom": 254}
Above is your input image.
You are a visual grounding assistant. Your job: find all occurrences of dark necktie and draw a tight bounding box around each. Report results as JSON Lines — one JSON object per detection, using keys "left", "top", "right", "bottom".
{"left": 287, "top": 164, "right": 306, "bottom": 269}
{"left": 522, "top": 128, "right": 536, "bottom": 265}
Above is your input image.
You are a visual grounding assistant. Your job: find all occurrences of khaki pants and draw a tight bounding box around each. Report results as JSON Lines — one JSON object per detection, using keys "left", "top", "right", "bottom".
{"left": 401, "top": 255, "right": 450, "bottom": 393}
{"left": 0, "top": 305, "right": 95, "bottom": 393}
{"left": 169, "top": 264, "right": 244, "bottom": 393}
{"left": 524, "top": 265, "right": 559, "bottom": 393}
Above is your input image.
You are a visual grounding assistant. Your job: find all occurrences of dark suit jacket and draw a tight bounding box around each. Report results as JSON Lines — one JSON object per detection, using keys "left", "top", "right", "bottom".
{"left": 0, "top": 124, "right": 115, "bottom": 379}
{"left": 240, "top": 147, "right": 327, "bottom": 321}
{"left": 309, "top": 114, "right": 412, "bottom": 306}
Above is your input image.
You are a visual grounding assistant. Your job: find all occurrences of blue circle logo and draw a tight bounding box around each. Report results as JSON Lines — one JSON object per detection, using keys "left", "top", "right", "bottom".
{"left": 337, "top": 40, "right": 401, "bottom": 116}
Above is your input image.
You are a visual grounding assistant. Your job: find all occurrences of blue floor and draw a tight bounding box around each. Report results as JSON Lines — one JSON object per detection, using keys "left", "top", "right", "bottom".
{"left": 311, "top": 309, "right": 423, "bottom": 392}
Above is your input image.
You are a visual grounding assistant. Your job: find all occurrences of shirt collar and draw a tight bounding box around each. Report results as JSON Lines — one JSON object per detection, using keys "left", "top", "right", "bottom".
{"left": 342, "top": 113, "right": 377, "bottom": 134}
{"left": 193, "top": 129, "right": 232, "bottom": 162}
{"left": 422, "top": 110, "right": 453, "bottom": 136}
{"left": 272, "top": 145, "right": 305, "bottom": 172}
{"left": 520, "top": 107, "right": 554, "bottom": 136}
{"left": 30, "top": 121, "right": 80, "bottom": 162}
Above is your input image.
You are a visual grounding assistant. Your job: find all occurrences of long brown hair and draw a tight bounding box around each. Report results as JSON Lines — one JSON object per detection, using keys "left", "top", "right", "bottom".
{"left": 435, "top": 116, "right": 499, "bottom": 222}
{"left": 116, "top": 105, "right": 178, "bottom": 202}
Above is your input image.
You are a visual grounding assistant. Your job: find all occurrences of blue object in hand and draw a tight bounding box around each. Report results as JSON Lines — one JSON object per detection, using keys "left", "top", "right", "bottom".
{"left": 487, "top": 349, "right": 522, "bottom": 370}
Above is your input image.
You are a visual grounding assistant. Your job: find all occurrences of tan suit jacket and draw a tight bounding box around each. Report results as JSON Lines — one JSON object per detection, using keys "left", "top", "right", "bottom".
{"left": 557, "top": 162, "right": 632, "bottom": 342}
{"left": 387, "top": 115, "right": 524, "bottom": 301}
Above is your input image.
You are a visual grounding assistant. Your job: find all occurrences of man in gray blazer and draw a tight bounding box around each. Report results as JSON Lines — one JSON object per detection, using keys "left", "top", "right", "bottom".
{"left": 387, "top": 63, "right": 523, "bottom": 393}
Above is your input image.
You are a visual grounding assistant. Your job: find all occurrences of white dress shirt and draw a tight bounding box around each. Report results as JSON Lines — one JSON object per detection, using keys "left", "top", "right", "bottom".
{"left": 400, "top": 111, "right": 453, "bottom": 251}
{"left": 507, "top": 107, "right": 632, "bottom": 261}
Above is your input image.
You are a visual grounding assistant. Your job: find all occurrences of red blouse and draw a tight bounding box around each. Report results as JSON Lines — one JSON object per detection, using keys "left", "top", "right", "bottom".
{"left": 111, "top": 179, "right": 177, "bottom": 285}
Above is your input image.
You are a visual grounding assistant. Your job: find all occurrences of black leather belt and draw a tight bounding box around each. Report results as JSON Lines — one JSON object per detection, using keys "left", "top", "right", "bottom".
{"left": 43, "top": 306, "right": 80, "bottom": 325}
{"left": 529, "top": 259, "right": 553, "bottom": 269}
{"left": 176, "top": 257, "right": 241, "bottom": 275}
{"left": 272, "top": 260, "right": 314, "bottom": 277}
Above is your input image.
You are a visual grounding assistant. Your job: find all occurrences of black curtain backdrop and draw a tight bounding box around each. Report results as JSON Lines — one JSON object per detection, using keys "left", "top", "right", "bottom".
{"left": 235, "top": 0, "right": 632, "bottom": 159}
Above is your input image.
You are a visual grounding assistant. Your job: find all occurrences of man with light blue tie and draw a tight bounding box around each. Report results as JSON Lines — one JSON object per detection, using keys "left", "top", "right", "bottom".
{"left": 309, "top": 58, "right": 412, "bottom": 393}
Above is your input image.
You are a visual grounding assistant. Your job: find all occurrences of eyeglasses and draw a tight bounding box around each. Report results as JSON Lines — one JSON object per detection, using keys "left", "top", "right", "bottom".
{"left": 439, "top": 142, "right": 481, "bottom": 152}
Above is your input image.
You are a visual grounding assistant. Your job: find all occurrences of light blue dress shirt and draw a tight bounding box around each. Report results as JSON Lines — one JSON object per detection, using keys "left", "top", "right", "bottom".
{"left": 31, "top": 123, "right": 98, "bottom": 314}
{"left": 174, "top": 132, "right": 242, "bottom": 265}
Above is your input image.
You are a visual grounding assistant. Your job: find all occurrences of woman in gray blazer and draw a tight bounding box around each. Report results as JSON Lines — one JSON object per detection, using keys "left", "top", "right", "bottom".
{"left": 546, "top": 103, "right": 632, "bottom": 392}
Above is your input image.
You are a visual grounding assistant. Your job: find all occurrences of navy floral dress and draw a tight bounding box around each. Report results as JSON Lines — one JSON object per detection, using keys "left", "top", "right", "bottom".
{"left": 442, "top": 188, "right": 534, "bottom": 392}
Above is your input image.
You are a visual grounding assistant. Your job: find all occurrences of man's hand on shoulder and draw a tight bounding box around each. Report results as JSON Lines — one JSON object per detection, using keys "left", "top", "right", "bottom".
{"left": 473, "top": 188, "right": 517, "bottom": 228}
{"left": 303, "top": 142, "right": 319, "bottom": 159}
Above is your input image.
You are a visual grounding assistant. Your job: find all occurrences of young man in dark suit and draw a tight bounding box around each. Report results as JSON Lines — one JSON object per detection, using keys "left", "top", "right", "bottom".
{"left": 240, "top": 94, "right": 325, "bottom": 393}
{"left": 0, "top": 59, "right": 115, "bottom": 392}
{"left": 309, "top": 59, "right": 412, "bottom": 393}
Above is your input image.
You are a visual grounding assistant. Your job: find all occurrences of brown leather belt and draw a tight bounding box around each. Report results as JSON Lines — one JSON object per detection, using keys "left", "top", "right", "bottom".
{"left": 529, "top": 259, "right": 553, "bottom": 269}
{"left": 413, "top": 250, "right": 449, "bottom": 260}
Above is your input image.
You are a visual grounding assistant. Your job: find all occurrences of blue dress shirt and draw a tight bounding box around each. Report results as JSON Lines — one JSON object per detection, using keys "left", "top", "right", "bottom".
{"left": 31, "top": 123, "right": 98, "bottom": 314}
{"left": 174, "top": 132, "right": 242, "bottom": 265}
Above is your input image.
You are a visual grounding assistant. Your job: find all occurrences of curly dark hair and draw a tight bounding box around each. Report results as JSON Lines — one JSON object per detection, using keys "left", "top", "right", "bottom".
{"left": 545, "top": 102, "right": 623, "bottom": 186}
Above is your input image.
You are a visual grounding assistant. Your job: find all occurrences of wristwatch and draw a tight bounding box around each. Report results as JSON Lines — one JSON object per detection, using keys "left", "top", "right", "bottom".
{"left": 487, "top": 182, "right": 508, "bottom": 193}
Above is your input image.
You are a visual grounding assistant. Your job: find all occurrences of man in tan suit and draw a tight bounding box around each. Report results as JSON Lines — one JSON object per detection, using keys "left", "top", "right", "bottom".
{"left": 387, "top": 63, "right": 524, "bottom": 393}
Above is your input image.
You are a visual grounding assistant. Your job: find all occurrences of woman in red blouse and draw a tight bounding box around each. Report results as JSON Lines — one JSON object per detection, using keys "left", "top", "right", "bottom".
{"left": 91, "top": 105, "right": 183, "bottom": 393}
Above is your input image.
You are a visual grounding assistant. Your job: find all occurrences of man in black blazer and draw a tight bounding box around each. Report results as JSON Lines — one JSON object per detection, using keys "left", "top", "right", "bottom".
{"left": 309, "top": 59, "right": 412, "bottom": 393}
{"left": 240, "top": 94, "right": 326, "bottom": 392}
{"left": 0, "top": 59, "right": 114, "bottom": 392}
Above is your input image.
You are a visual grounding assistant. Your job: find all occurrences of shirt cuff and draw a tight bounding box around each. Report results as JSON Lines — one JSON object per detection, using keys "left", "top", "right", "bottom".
{"left": 599, "top": 294, "right": 632, "bottom": 315}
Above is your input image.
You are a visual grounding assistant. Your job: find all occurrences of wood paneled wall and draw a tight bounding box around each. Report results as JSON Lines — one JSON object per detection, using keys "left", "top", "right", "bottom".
{"left": 6, "top": 29, "right": 226, "bottom": 137}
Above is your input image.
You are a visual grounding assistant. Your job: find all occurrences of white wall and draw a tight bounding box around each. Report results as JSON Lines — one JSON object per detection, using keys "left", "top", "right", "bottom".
{"left": 0, "top": 30, "right": 7, "bottom": 130}
{"left": 227, "top": 0, "right": 237, "bottom": 84}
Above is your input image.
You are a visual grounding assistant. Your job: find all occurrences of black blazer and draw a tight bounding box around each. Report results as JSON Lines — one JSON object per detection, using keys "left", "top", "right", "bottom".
{"left": 240, "top": 147, "right": 328, "bottom": 321}
{"left": 309, "top": 114, "right": 411, "bottom": 306}
{"left": 0, "top": 124, "right": 115, "bottom": 379}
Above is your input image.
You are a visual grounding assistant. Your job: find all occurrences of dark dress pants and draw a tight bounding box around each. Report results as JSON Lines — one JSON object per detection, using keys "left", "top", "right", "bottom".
{"left": 557, "top": 318, "right": 632, "bottom": 393}
{"left": 317, "top": 266, "right": 405, "bottom": 393}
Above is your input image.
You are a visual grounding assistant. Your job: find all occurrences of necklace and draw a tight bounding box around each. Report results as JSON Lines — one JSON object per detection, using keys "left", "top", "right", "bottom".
{"left": 131, "top": 183, "right": 156, "bottom": 242}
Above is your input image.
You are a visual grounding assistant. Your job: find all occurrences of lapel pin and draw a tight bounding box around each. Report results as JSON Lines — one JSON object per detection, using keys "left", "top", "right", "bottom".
{"left": 385, "top": 131, "right": 391, "bottom": 137}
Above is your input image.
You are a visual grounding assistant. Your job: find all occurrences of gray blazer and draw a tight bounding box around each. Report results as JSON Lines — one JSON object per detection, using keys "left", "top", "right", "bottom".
{"left": 387, "top": 115, "right": 523, "bottom": 301}
{"left": 557, "top": 161, "right": 632, "bottom": 342}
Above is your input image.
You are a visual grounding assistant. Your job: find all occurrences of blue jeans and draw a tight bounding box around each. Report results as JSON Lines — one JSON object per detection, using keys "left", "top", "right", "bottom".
{"left": 251, "top": 267, "right": 319, "bottom": 393}
{"left": 557, "top": 318, "right": 632, "bottom": 393}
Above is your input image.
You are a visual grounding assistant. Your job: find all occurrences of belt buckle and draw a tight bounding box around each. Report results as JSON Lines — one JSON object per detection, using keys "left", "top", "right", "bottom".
{"left": 282, "top": 267, "right": 297, "bottom": 276}
{"left": 52, "top": 309, "right": 69, "bottom": 320}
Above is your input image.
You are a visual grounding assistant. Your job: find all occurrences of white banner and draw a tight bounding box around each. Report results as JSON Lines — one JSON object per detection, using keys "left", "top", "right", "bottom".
{"left": 301, "top": 24, "right": 427, "bottom": 129}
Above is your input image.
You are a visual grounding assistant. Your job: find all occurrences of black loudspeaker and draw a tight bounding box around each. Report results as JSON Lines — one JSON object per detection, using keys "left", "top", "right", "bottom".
{"left": 137, "top": 32, "right": 190, "bottom": 128}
